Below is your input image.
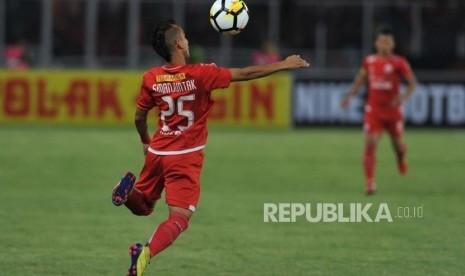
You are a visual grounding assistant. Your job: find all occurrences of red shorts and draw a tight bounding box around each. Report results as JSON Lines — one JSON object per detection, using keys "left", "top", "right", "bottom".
{"left": 134, "top": 150, "right": 204, "bottom": 212}
{"left": 364, "top": 106, "right": 404, "bottom": 137}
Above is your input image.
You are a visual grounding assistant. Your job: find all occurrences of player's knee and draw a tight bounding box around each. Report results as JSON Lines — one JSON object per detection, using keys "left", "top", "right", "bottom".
{"left": 130, "top": 208, "right": 154, "bottom": 216}
{"left": 169, "top": 211, "right": 191, "bottom": 233}
{"left": 393, "top": 137, "right": 403, "bottom": 146}
{"left": 366, "top": 137, "right": 378, "bottom": 147}
{"left": 125, "top": 201, "right": 154, "bottom": 216}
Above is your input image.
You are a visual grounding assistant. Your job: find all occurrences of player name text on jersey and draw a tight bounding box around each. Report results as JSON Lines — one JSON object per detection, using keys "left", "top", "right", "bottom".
{"left": 152, "top": 80, "right": 197, "bottom": 94}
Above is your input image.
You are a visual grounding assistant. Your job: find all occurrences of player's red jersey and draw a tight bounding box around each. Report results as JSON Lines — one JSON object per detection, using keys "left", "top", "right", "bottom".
{"left": 362, "top": 54, "right": 413, "bottom": 117}
{"left": 137, "top": 63, "right": 231, "bottom": 155}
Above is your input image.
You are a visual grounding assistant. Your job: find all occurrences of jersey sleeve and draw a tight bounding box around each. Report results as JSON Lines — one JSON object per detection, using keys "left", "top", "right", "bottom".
{"left": 197, "top": 63, "right": 232, "bottom": 91}
{"left": 399, "top": 58, "right": 413, "bottom": 79}
{"left": 136, "top": 73, "right": 156, "bottom": 110}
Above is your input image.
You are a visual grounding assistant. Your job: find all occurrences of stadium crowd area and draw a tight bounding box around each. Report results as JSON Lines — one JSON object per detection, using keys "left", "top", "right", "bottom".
{"left": 5, "top": 0, "right": 465, "bottom": 70}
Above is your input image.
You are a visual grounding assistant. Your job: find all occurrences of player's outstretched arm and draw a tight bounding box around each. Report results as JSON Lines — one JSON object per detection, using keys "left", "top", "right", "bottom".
{"left": 341, "top": 71, "right": 367, "bottom": 109}
{"left": 230, "top": 55, "right": 309, "bottom": 82}
{"left": 135, "top": 108, "right": 151, "bottom": 155}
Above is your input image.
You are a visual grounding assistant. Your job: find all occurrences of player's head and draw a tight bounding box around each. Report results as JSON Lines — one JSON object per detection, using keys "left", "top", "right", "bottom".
{"left": 151, "top": 19, "right": 189, "bottom": 63}
{"left": 375, "top": 26, "right": 395, "bottom": 56}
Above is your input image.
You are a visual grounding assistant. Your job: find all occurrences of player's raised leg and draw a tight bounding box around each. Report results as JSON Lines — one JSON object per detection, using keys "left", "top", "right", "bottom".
{"left": 119, "top": 152, "right": 164, "bottom": 216}
{"left": 112, "top": 171, "right": 157, "bottom": 217}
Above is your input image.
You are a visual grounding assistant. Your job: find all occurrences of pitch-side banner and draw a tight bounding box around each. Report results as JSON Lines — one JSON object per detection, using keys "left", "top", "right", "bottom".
{"left": 293, "top": 81, "right": 465, "bottom": 127}
{"left": 0, "top": 70, "right": 291, "bottom": 127}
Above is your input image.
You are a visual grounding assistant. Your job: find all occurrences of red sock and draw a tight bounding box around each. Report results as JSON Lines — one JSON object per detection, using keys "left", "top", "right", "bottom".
{"left": 396, "top": 143, "right": 408, "bottom": 175}
{"left": 364, "top": 142, "right": 376, "bottom": 182}
{"left": 397, "top": 143, "right": 406, "bottom": 161}
{"left": 148, "top": 212, "right": 190, "bottom": 257}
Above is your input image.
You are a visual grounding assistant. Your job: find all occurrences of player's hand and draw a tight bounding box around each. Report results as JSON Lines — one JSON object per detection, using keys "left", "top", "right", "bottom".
{"left": 341, "top": 95, "right": 351, "bottom": 110}
{"left": 283, "top": 55, "right": 310, "bottom": 70}
{"left": 391, "top": 95, "right": 405, "bottom": 107}
{"left": 341, "top": 92, "right": 352, "bottom": 110}
{"left": 142, "top": 143, "right": 149, "bottom": 155}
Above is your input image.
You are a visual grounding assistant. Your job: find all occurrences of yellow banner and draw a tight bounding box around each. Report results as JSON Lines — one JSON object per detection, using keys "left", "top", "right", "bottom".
{"left": 0, "top": 70, "right": 291, "bottom": 127}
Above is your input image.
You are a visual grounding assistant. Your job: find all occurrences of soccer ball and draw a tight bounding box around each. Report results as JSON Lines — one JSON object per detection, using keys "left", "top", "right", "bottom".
{"left": 210, "top": 0, "right": 249, "bottom": 35}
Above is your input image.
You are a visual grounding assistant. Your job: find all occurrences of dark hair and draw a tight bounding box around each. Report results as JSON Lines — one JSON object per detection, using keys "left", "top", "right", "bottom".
{"left": 151, "top": 19, "right": 177, "bottom": 62}
{"left": 376, "top": 25, "right": 393, "bottom": 37}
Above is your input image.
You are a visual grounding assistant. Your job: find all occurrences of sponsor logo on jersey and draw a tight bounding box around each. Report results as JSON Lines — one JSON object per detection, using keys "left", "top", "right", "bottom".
{"left": 371, "top": 81, "right": 393, "bottom": 90}
{"left": 156, "top": 73, "right": 186, "bottom": 82}
{"left": 160, "top": 130, "right": 182, "bottom": 136}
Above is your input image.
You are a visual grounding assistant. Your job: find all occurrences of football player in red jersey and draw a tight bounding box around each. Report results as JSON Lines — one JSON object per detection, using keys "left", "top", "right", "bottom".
{"left": 111, "top": 19, "right": 309, "bottom": 275}
{"left": 341, "top": 26, "right": 417, "bottom": 195}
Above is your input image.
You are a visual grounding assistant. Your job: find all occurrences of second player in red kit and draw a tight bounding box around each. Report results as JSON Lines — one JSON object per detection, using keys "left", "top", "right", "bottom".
{"left": 342, "top": 26, "right": 417, "bottom": 195}
{"left": 111, "top": 19, "right": 309, "bottom": 275}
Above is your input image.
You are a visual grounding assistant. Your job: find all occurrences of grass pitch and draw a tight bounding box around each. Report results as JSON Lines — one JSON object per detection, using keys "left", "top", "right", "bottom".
{"left": 0, "top": 126, "right": 464, "bottom": 275}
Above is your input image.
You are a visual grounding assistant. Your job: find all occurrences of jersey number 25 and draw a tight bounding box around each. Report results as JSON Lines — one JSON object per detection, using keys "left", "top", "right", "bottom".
{"left": 160, "top": 94, "right": 195, "bottom": 132}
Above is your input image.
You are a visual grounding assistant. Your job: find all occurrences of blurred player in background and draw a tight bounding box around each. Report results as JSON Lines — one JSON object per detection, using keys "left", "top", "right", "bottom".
{"left": 5, "top": 40, "right": 29, "bottom": 70}
{"left": 252, "top": 41, "right": 280, "bottom": 65}
{"left": 111, "top": 19, "right": 309, "bottom": 275}
{"left": 341, "top": 26, "right": 417, "bottom": 195}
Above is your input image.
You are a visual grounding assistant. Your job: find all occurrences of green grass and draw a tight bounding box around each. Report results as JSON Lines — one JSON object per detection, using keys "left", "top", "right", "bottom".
{"left": 0, "top": 126, "right": 464, "bottom": 275}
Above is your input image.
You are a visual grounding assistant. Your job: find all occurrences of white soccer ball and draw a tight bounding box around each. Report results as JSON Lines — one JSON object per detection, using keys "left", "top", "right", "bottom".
{"left": 210, "top": 0, "right": 249, "bottom": 35}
